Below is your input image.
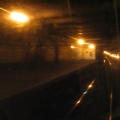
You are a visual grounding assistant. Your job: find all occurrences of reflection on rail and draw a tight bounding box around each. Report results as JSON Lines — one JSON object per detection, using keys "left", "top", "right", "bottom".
{"left": 75, "top": 79, "right": 95, "bottom": 106}
{"left": 67, "top": 78, "right": 96, "bottom": 119}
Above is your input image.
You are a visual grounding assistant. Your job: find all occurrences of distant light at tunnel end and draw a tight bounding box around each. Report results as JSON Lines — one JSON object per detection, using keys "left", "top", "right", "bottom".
{"left": 89, "top": 44, "right": 95, "bottom": 49}
{"left": 71, "top": 46, "right": 75, "bottom": 49}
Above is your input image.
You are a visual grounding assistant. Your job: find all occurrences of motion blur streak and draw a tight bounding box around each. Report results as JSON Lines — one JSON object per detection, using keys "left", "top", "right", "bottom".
{"left": 105, "top": 57, "right": 113, "bottom": 120}
{"left": 0, "top": 7, "right": 11, "bottom": 13}
{"left": 109, "top": 66, "right": 113, "bottom": 120}
{"left": 114, "top": 0, "right": 120, "bottom": 42}
{"left": 109, "top": 92, "right": 113, "bottom": 120}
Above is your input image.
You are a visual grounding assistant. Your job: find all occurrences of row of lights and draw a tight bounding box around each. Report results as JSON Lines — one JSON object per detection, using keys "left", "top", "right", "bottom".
{"left": 71, "top": 39, "right": 95, "bottom": 49}
{"left": 104, "top": 51, "right": 120, "bottom": 59}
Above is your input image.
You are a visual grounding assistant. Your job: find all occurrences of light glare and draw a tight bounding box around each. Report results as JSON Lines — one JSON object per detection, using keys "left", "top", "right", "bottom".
{"left": 10, "top": 12, "right": 29, "bottom": 23}
{"left": 71, "top": 46, "right": 75, "bottom": 49}
{"left": 88, "top": 84, "right": 92, "bottom": 88}
{"left": 76, "top": 100, "right": 80, "bottom": 104}
{"left": 78, "top": 39, "right": 85, "bottom": 44}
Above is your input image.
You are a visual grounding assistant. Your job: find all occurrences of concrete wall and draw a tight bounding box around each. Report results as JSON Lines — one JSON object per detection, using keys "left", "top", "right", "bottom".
{"left": 43, "top": 45, "right": 96, "bottom": 61}
{"left": 44, "top": 47, "right": 55, "bottom": 61}
{"left": 0, "top": 46, "right": 25, "bottom": 63}
{"left": 83, "top": 47, "right": 96, "bottom": 60}
{"left": 59, "top": 46, "right": 71, "bottom": 60}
